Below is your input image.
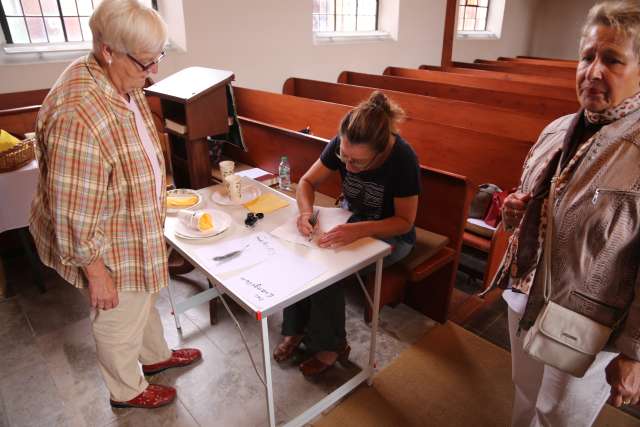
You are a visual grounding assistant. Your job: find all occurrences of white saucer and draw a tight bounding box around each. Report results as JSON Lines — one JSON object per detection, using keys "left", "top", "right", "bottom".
{"left": 174, "top": 209, "right": 232, "bottom": 239}
{"left": 211, "top": 184, "right": 261, "bottom": 206}
{"left": 166, "top": 189, "right": 203, "bottom": 214}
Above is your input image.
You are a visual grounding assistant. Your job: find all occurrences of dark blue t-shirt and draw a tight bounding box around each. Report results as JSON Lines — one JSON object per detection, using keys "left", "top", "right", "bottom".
{"left": 320, "top": 134, "right": 421, "bottom": 244}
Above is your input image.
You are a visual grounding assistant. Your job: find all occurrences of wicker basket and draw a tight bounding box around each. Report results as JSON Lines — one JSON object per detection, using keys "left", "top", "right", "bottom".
{"left": 0, "top": 138, "right": 35, "bottom": 173}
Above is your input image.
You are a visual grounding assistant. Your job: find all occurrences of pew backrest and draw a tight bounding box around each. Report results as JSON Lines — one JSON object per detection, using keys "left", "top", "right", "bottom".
{"left": 283, "top": 77, "right": 548, "bottom": 142}
{"left": 454, "top": 60, "right": 576, "bottom": 79}
{"left": 235, "top": 85, "right": 531, "bottom": 190}
{"left": 384, "top": 66, "right": 576, "bottom": 101}
{"left": 419, "top": 64, "right": 575, "bottom": 88}
{"left": 497, "top": 57, "right": 578, "bottom": 69}
{"left": 338, "top": 71, "right": 577, "bottom": 119}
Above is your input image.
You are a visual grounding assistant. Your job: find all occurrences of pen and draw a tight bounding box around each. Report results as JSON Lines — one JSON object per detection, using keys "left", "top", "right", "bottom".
{"left": 307, "top": 210, "right": 319, "bottom": 242}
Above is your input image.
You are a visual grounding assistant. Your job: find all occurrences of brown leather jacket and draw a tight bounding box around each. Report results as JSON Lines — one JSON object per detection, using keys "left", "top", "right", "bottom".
{"left": 495, "top": 111, "right": 640, "bottom": 360}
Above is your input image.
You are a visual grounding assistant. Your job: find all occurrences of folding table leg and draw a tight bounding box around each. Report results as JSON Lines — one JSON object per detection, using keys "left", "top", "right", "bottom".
{"left": 260, "top": 317, "right": 276, "bottom": 427}
{"left": 367, "top": 257, "right": 383, "bottom": 386}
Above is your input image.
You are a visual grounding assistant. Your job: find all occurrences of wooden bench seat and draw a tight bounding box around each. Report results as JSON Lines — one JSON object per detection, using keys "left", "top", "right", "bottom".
{"left": 337, "top": 71, "right": 577, "bottom": 118}
{"left": 282, "top": 77, "right": 549, "bottom": 142}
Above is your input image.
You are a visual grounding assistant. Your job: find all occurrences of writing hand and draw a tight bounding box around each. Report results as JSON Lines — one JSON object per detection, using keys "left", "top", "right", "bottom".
{"left": 318, "top": 223, "right": 362, "bottom": 248}
{"left": 297, "top": 211, "right": 317, "bottom": 237}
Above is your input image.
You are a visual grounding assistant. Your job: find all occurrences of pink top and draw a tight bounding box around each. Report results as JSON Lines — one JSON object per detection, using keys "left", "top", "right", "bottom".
{"left": 128, "top": 96, "right": 163, "bottom": 205}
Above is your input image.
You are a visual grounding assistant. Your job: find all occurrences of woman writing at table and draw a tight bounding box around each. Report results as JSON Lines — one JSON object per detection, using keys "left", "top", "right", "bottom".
{"left": 273, "top": 91, "right": 420, "bottom": 377}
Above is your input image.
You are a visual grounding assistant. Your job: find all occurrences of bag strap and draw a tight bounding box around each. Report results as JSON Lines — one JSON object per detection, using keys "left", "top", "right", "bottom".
{"left": 542, "top": 162, "right": 562, "bottom": 303}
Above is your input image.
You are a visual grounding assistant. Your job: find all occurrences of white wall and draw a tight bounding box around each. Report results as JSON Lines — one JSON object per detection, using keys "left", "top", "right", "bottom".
{"left": 452, "top": 0, "right": 539, "bottom": 63}
{"left": 529, "top": 0, "right": 597, "bottom": 60}
{"left": 0, "top": 0, "right": 448, "bottom": 94}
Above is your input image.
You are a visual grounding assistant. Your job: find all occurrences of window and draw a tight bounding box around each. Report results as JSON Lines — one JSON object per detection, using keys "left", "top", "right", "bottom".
{"left": 0, "top": 0, "right": 156, "bottom": 44}
{"left": 458, "top": 0, "right": 489, "bottom": 32}
{"left": 312, "top": 0, "right": 379, "bottom": 33}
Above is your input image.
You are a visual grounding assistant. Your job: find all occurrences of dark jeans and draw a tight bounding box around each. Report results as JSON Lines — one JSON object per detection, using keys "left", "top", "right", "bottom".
{"left": 281, "top": 235, "right": 413, "bottom": 354}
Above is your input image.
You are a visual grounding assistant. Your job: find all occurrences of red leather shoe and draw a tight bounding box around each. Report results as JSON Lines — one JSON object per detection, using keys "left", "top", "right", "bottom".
{"left": 142, "top": 348, "right": 202, "bottom": 376}
{"left": 110, "top": 384, "right": 176, "bottom": 409}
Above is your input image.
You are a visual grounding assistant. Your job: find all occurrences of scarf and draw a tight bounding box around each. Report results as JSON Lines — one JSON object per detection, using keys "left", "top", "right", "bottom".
{"left": 584, "top": 91, "right": 640, "bottom": 124}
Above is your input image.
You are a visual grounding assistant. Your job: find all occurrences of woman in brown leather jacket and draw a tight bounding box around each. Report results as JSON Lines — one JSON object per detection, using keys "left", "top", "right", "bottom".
{"left": 497, "top": 1, "right": 640, "bottom": 426}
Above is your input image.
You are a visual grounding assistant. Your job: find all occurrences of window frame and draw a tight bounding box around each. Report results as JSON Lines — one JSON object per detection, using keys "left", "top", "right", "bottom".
{"left": 312, "top": 0, "right": 380, "bottom": 34}
{"left": 0, "top": 0, "right": 157, "bottom": 48}
{"left": 456, "top": 0, "right": 491, "bottom": 36}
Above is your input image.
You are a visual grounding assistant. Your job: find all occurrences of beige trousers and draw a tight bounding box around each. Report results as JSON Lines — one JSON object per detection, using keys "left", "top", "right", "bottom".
{"left": 88, "top": 291, "right": 172, "bottom": 402}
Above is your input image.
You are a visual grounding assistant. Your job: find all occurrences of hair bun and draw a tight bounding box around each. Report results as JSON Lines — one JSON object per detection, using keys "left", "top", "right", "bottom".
{"left": 368, "top": 91, "right": 390, "bottom": 113}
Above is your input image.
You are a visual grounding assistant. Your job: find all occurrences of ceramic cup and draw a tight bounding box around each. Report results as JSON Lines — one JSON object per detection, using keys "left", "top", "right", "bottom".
{"left": 225, "top": 174, "right": 243, "bottom": 202}
{"left": 219, "top": 160, "right": 235, "bottom": 194}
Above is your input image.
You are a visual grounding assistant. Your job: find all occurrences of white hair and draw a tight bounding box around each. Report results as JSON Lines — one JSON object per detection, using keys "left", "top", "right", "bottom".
{"left": 90, "top": 0, "right": 167, "bottom": 55}
{"left": 581, "top": 0, "right": 640, "bottom": 57}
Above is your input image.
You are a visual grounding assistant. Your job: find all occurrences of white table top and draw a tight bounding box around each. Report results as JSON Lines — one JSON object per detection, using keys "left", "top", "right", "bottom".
{"left": 164, "top": 181, "right": 391, "bottom": 317}
{"left": 0, "top": 159, "right": 38, "bottom": 233}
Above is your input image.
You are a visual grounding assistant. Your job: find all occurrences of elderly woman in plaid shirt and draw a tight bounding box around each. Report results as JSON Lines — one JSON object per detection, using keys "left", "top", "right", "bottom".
{"left": 29, "top": 0, "right": 201, "bottom": 409}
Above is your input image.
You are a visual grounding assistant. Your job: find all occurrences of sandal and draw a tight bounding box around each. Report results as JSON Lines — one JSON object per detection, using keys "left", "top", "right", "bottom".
{"left": 273, "top": 335, "right": 304, "bottom": 363}
{"left": 299, "top": 343, "right": 351, "bottom": 378}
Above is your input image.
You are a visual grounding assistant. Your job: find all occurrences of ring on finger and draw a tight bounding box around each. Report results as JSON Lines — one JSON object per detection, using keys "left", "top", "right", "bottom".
{"left": 624, "top": 399, "right": 632, "bottom": 405}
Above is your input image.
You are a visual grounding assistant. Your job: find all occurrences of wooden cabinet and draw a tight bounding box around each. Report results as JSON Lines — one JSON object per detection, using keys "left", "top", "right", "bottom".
{"left": 145, "top": 67, "right": 235, "bottom": 189}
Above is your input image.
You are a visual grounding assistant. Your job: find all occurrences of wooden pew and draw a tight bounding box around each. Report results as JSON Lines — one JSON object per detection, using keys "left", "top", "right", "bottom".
{"left": 0, "top": 89, "right": 48, "bottom": 110}
{"left": 0, "top": 106, "right": 39, "bottom": 136}
{"left": 497, "top": 56, "right": 578, "bottom": 69}
{"left": 0, "top": 86, "right": 170, "bottom": 167}
{"left": 235, "top": 87, "right": 528, "bottom": 291}
{"left": 385, "top": 66, "right": 576, "bottom": 101}
{"left": 225, "top": 117, "right": 471, "bottom": 322}
{"left": 282, "top": 77, "right": 549, "bottom": 142}
{"left": 517, "top": 55, "right": 578, "bottom": 65}
{"left": 235, "top": 86, "right": 530, "bottom": 190}
{"left": 419, "top": 64, "right": 574, "bottom": 88}
{"left": 338, "top": 71, "right": 578, "bottom": 119}
{"left": 453, "top": 60, "right": 576, "bottom": 80}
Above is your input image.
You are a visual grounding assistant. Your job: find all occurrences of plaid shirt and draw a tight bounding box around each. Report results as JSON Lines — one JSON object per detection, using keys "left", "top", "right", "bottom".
{"left": 30, "top": 54, "right": 168, "bottom": 293}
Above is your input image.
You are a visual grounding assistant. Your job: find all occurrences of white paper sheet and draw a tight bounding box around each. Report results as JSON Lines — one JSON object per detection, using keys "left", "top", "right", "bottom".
{"left": 235, "top": 168, "right": 271, "bottom": 180}
{"left": 192, "top": 232, "right": 283, "bottom": 275}
{"left": 270, "top": 206, "right": 352, "bottom": 247}
{"left": 224, "top": 254, "right": 326, "bottom": 311}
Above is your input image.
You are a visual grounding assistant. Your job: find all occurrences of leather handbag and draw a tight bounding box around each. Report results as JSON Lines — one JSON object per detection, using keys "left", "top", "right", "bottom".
{"left": 522, "top": 172, "right": 614, "bottom": 378}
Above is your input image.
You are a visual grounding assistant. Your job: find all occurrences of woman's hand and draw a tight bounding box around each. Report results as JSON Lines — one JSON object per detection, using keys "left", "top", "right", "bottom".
{"left": 318, "top": 223, "right": 363, "bottom": 248}
{"left": 606, "top": 354, "right": 640, "bottom": 407}
{"left": 502, "top": 192, "right": 532, "bottom": 231}
{"left": 297, "top": 212, "right": 316, "bottom": 237}
{"left": 85, "top": 262, "right": 119, "bottom": 310}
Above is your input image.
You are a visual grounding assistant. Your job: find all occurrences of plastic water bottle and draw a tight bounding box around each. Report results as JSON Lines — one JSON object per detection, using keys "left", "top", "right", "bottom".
{"left": 278, "top": 156, "right": 291, "bottom": 190}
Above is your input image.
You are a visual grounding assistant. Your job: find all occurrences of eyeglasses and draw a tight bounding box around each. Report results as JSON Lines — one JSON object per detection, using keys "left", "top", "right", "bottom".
{"left": 126, "top": 50, "right": 166, "bottom": 72}
{"left": 335, "top": 144, "right": 378, "bottom": 171}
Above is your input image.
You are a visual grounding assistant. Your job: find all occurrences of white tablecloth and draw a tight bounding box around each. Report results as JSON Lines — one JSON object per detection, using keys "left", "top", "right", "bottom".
{"left": 0, "top": 159, "right": 38, "bottom": 233}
